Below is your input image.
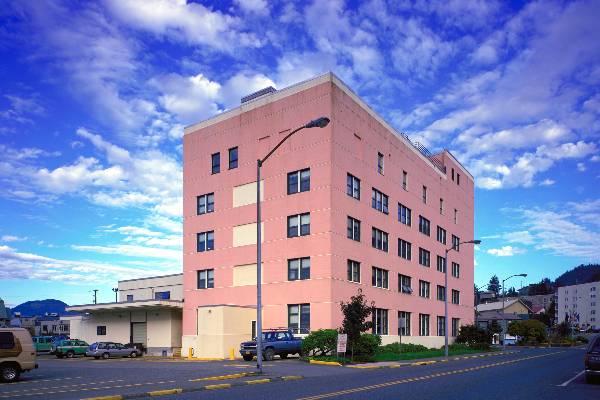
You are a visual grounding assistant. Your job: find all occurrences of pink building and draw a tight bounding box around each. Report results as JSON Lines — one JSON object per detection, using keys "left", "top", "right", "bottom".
{"left": 182, "top": 73, "right": 474, "bottom": 358}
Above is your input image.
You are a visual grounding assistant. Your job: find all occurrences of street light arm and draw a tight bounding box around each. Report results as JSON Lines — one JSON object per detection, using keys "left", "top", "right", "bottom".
{"left": 259, "top": 125, "right": 305, "bottom": 166}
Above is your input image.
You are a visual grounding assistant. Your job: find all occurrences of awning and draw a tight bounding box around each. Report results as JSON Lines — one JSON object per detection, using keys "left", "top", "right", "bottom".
{"left": 66, "top": 299, "right": 183, "bottom": 313}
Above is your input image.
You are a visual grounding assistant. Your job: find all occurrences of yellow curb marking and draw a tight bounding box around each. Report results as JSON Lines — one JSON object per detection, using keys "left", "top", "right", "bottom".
{"left": 282, "top": 376, "right": 304, "bottom": 381}
{"left": 148, "top": 388, "right": 183, "bottom": 396}
{"left": 204, "top": 383, "right": 232, "bottom": 390}
{"left": 246, "top": 379, "right": 271, "bottom": 385}
{"left": 190, "top": 372, "right": 251, "bottom": 382}
{"left": 309, "top": 360, "right": 342, "bottom": 366}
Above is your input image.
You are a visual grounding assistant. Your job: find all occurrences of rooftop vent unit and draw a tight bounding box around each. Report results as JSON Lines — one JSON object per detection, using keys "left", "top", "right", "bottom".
{"left": 241, "top": 86, "right": 277, "bottom": 104}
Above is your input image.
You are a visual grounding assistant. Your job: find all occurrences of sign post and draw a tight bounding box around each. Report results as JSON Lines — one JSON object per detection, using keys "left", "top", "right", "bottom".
{"left": 337, "top": 333, "right": 347, "bottom": 362}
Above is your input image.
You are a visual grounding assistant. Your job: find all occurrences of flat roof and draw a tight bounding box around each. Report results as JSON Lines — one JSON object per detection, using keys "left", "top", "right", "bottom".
{"left": 118, "top": 272, "right": 183, "bottom": 284}
{"left": 184, "top": 72, "right": 473, "bottom": 181}
{"left": 66, "top": 299, "right": 183, "bottom": 313}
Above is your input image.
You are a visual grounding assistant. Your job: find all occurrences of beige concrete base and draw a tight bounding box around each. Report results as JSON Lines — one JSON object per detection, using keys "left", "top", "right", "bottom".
{"left": 380, "top": 335, "right": 455, "bottom": 348}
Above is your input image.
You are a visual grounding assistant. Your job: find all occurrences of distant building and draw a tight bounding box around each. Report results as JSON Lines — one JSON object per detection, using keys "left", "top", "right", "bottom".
{"left": 67, "top": 273, "right": 183, "bottom": 356}
{"left": 556, "top": 281, "right": 600, "bottom": 331}
{"left": 0, "top": 298, "right": 9, "bottom": 327}
{"left": 476, "top": 299, "right": 532, "bottom": 344}
{"left": 477, "top": 290, "right": 497, "bottom": 304}
{"left": 521, "top": 294, "right": 554, "bottom": 312}
{"left": 35, "top": 315, "right": 70, "bottom": 337}
{"left": 10, "top": 313, "right": 37, "bottom": 336}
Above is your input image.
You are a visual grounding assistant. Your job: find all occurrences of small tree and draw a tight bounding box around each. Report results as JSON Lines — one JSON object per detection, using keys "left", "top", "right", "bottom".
{"left": 340, "top": 289, "right": 374, "bottom": 360}
{"left": 487, "top": 275, "right": 500, "bottom": 297}
{"left": 455, "top": 324, "right": 492, "bottom": 348}
{"left": 508, "top": 320, "right": 547, "bottom": 344}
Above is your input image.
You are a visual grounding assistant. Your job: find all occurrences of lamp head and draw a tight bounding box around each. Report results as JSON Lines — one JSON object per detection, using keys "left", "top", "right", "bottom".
{"left": 472, "top": 240, "right": 482, "bottom": 245}
{"left": 305, "top": 117, "right": 330, "bottom": 129}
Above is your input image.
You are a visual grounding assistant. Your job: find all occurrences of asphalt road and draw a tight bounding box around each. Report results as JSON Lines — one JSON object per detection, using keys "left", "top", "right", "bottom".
{"left": 0, "top": 348, "right": 597, "bottom": 400}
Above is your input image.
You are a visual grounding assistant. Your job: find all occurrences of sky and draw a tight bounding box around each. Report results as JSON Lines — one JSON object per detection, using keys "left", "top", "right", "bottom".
{"left": 0, "top": 0, "right": 599, "bottom": 307}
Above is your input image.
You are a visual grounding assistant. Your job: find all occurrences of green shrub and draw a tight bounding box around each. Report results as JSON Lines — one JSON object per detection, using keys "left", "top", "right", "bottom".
{"left": 379, "top": 342, "right": 429, "bottom": 354}
{"left": 455, "top": 324, "right": 492, "bottom": 348}
{"left": 508, "top": 320, "right": 547, "bottom": 344}
{"left": 301, "top": 329, "right": 338, "bottom": 356}
{"left": 351, "top": 334, "right": 381, "bottom": 361}
{"left": 575, "top": 335, "right": 589, "bottom": 343}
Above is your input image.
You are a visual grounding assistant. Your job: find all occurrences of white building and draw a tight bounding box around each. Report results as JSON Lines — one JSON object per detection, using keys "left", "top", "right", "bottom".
{"left": 67, "top": 273, "right": 183, "bottom": 356}
{"left": 556, "top": 281, "right": 600, "bottom": 331}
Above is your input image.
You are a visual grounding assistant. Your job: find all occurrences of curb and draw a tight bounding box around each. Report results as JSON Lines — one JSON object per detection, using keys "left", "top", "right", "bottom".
{"left": 189, "top": 372, "right": 258, "bottom": 382}
{"left": 80, "top": 375, "right": 304, "bottom": 400}
{"left": 309, "top": 360, "right": 342, "bottom": 366}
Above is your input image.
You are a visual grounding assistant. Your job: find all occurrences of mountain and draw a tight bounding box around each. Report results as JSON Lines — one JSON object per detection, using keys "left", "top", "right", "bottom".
{"left": 554, "top": 264, "right": 600, "bottom": 287}
{"left": 11, "top": 299, "right": 75, "bottom": 317}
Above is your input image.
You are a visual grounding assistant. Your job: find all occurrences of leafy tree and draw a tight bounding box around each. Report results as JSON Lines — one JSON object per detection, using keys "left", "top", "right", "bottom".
{"left": 487, "top": 275, "right": 500, "bottom": 297}
{"left": 508, "top": 320, "right": 547, "bottom": 344}
{"left": 455, "top": 324, "right": 492, "bottom": 348}
{"left": 340, "top": 289, "right": 374, "bottom": 359}
{"left": 555, "top": 321, "right": 570, "bottom": 338}
{"left": 505, "top": 287, "right": 518, "bottom": 297}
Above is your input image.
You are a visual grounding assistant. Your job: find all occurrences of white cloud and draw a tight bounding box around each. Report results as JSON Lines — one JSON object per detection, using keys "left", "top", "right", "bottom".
{"left": 0, "top": 94, "right": 45, "bottom": 124}
{"left": 1, "top": 235, "right": 27, "bottom": 243}
{"left": 539, "top": 179, "right": 555, "bottom": 186}
{"left": 72, "top": 244, "right": 181, "bottom": 261}
{"left": 577, "top": 162, "right": 586, "bottom": 172}
{"left": 234, "top": 0, "right": 269, "bottom": 15}
{"left": 487, "top": 246, "right": 525, "bottom": 257}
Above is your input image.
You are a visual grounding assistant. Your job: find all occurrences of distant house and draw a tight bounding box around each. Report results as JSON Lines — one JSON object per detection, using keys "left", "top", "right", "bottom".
{"left": 35, "top": 315, "right": 71, "bottom": 337}
{"left": 521, "top": 294, "right": 554, "bottom": 312}
{"left": 0, "top": 298, "right": 9, "bottom": 327}
{"left": 477, "top": 291, "right": 497, "bottom": 304}
{"left": 476, "top": 299, "right": 532, "bottom": 344}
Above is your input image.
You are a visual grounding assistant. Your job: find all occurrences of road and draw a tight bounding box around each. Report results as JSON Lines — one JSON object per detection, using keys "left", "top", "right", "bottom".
{"left": 0, "top": 348, "right": 597, "bottom": 399}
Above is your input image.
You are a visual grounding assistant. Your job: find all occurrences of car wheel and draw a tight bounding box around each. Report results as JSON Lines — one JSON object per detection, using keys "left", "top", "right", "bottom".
{"left": 66, "top": 351, "right": 75, "bottom": 358}
{"left": 263, "top": 348, "right": 275, "bottom": 361}
{"left": 280, "top": 353, "right": 288, "bottom": 359}
{"left": 130, "top": 351, "right": 138, "bottom": 358}
{"left": 102, "top": 352, "right": 110, "bottom": 360}
{"left": 1, "top": 365, "right": 20, "bottom": 383}
{"left": 242, "top": 355, "right": 253, "bottom": 361}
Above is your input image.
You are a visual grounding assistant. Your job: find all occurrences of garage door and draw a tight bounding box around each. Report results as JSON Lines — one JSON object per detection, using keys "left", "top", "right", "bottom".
{"left": 131, "top": 322, "right": 147, "bottom": 345}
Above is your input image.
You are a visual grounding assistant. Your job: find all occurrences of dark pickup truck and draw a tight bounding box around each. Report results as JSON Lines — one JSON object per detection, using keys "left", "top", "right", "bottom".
{"left": 240, "top": 329, "right": 302, "bottom": 361}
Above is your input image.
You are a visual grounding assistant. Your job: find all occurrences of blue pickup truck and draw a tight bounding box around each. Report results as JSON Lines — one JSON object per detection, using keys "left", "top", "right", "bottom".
{"left": 240, "top": 329, "right": 303, "bottom": 361}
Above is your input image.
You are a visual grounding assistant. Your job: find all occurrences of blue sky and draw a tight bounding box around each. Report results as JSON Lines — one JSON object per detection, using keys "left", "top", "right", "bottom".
{"left": 0, "top": 0, "right": 598, "bottom": 307}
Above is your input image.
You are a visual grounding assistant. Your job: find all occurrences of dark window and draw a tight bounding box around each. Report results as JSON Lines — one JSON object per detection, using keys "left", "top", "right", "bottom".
{"left": 126, "top": 295, "right": 134, "bottom": 302}
{"left": 347, "top": 174, "right": 360, "bottom": 200}
{"left": 287, "top": 213, "right": 310, "bottom": 237}
{"left": 288, "top": 304, "right": 310, "bottom": 334}
{"left": 457, "top": 173, "right": 461, "bottom": 185}
{"left": 155, "top": 291, "right": 170, "bottom": 300}
{"left": 398, "top": 311, "right": 411, "bottom": 336}
{"left": 399, "top": 274, "right": 412, "bottom": 294}
{"left": 422, "top": 185, "right": 427, "bottom": 204}
{"left": 228, "top": 147, "right": 238, "bottom": 169}
{"left": 197, "top": 193, "right": 215, "bottom": 215}
{"left": 288, "top": 257, "right": 310, "bottom": 281}
{"left": 398, "top": 238, "right": 412, "bottom": 260}
{"left": 377, "top": 152, "right": 384, "bottom": 175}
{"left": 402, "top": 171, "right": 408, "bottom": 190}
{"left": 437, "top": 316, "right": 446, "bottom": 336}
{"left": 452, "top": 235, "right": 460, "bottom": 251}
{"left": 419, "top": 248, "right": 430, "bottom": 267}
{"left": 347, "top": 216, "right": 361, "bottom": 241}
{"left": 439, "top": 198, "right": 444, "bottom": 215}
{"left": 0, "top": 332, "right": 15, "bottom": 349}
{"left": 371, "top": 188, "right": 389, "bottom": 214}
{"left": 197, "top": 269, "right": 215, "bottom": 289}
{"left": 436, "top": 255, "right": 446, "bottom": 273}
{"left": 436, "top": 226, "right": 446, "bottom": 244}
{"left": 437, "top": 285, "right": 446, "bottom": 301}
{"left": 372, "top": 267, "right": 389, "bottom": 289}
{"left": 211, "top": 152, "right": 220, "bottom": 174}
{"left": 419, "top": 280, "right": 430, "bottom": 298}
{"left": 452, "top": 318, "right": 460, "bottom": 337}
{"left": 97, "top": 326, "right": 107, "bottom": 336}
{"left": 452, "top": 262, "right": 460, "bottom": 278}
{"left": 347, "top": 260, "right": 360, "bottom": 283}
{"left": 287, "top": 168, "right": 310, "bottom": 194}
{"left": 373, "top": 308, "right": 388, "bottom": 335}
{"left": 454, "top": 209, "right": 458, "bottom": 224}
{"left": 419, "top": 314, "right": 430, "bottom": 336}
{"left": 398, "top": 203, "right": 412, "bottom": 226}
{"left": 419, "top": 216, "right": 430, "bottom": 236}
{"left": 197, "top": 231, "right": 215, "bottom": 252}
{"left": 452, "top": 289, "right": 460, "bottom": 305}
{"left": 451, "top": 168, "right": 455, "bottom": 181}
{"left": 371, "top": 228, "right": 389, "bottom": 252}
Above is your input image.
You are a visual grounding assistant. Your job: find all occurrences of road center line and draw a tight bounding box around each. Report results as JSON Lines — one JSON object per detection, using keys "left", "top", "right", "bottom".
{"left": 557, "top": 371, "right": 585, "bottom": 387}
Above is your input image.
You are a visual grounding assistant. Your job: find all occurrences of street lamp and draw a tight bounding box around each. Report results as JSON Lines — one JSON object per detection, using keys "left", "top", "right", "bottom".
{"left": 112, "top": 288, "right": 119, "bottom": 303}
{"left": 444, "top": 239, "right": 481, "bottom": 358}
{"left": 255, "top": 116, "right": 330, "bottom": 374}
{"left": 501, "top": 273, "right": 527, "bottom": 349}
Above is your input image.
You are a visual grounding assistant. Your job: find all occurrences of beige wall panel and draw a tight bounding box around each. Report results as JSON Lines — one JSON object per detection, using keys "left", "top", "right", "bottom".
{"left": 232, "top": 222, "right": 264, "bottom": 247}
{"left": 233, "top": 180, "right": 264, "bottom": 207}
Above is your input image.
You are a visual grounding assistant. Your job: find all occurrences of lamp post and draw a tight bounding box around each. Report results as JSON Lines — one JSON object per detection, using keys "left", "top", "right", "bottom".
{"left": 501, "top": 273, "right": 527, "bottom": 349}
{"left": 255, "top": 116, "right": 330, "bottom": 374}
{"left": 112, "top": 288, "right": 119, "bottom": 303}
{"left": 444, "top": 239, "right": 481, "bottom": 358}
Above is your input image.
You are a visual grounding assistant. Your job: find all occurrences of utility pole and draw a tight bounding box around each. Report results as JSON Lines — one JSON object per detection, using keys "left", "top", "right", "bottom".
{"left": 93, "top": 289, "right": 98, "bottom": 304}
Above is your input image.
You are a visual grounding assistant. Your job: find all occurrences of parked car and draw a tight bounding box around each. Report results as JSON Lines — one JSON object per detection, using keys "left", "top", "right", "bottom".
{"left": 0, "top": 328, "right": 38, "bottom": 383}
{"left": 53, "top": 339, "right": 89, "bottom": 358}
{"left": 86, "top": 342, "right": 143, "bottom": 359}
{"left": 240, "top": 329, "right": 303, "bottom": 361}
{"left": 584, "top": 335, "right": 600, "bottom": 383}
{"left": 32, "top": 336, "right": 54, "bottom": 353}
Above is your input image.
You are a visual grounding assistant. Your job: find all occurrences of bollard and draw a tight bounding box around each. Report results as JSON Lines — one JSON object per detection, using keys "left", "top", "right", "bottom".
{"left": 229, "top": 348, "right": 235, "bottom": 360}
{"left": 188, "top": 347, "right": 194, "bottom": 360}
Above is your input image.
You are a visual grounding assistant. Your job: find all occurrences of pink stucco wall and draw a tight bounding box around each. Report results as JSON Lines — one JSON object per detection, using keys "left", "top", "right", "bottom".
{"left": 182, "top": 74, "right": 474, "bottom": 340}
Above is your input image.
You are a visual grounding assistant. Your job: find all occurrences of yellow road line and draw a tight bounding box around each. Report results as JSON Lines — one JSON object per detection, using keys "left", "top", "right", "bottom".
{"left": 297, "top": 351, "right": 564, "bottom": 400}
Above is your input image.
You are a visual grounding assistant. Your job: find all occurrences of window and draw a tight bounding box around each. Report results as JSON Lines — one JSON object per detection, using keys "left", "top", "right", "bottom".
{"left": 377, "top": 152, "right": 384, "bottom": 174}
{"left": 288, "top": 258, "right": 310, "bottom": 281}
{"left": 373, "top": 308, "right": 388, "bottom": 335}
{"left": 97, "top": 326, "right": 107, "bottom": 336}
{"left": 399, "top": 274, "right": 412, "bottom": 294}
{"left": 419, "top": 280, "right": 430, "bottom": 298}
{"left": 418, "top": 248, "right": 430, "bottom": 267}
{"left": 452, "top": 235, "right": 460, "bottom": 251}
{"left": 398, "top": 238, "right": 412, "bottom": 260}
{"left": 398, "top": 311, "right": 411, "bottom": 336}
{"left": 372, "top": 228, "right": 389, "bottom": 252}
{"left": 398, "top": 203, "right": 412, "bottom": 226}
{"left": 371, "top": 188, "right": 389, "bottom": 214}
{"left": 347, "top": 260, "right": 361, "bottom": 283}
{"left": 436, "top": 226, "right": 446, "bottom": 244}
{"left": 155, "top": 291, "right": 170, "bottom": 300}
{"left": 211, "top": 152, "right": 220, "bottom": 174}
{"left": 197, "top": 269, "right": 214, "bottom": 289}
{"left": 454, "top": 209, "right": 458, "bottom": 224}
{"left": 457, "top": 173, "right": 461, "bottom": 185}
{"left": 402, "top": 170, "right": 408, "bottom": 190}
{"left": 288, "top": 304, "right": 310, "bottom": 334}
{"left": 347, "top": 216, "right": 361, "bottom": 241}
{"left": 452, "top": 318, "right": 460, "bottom": 337}
{"left": 437, "top": 285, "right": 446, "bottom": 301}
{"left": 251, "top": 320, "right": 257, "bottom": 339}
{"left": 452, "top": 262, "right": 460, "bottom": 278}
{"left": 287, "top": 213, "right": 310, "bottom": 237}
{"left": 419, "top": 314, "right": 430, "bottom": 336}
{"left": 126, "top": 295, "right": 133, "bottom": 302}
{"left": 197, "top": 231, "right": 215, "bottom": 252}
{"left": 436, "top": 255, "right": 446, "bottom": 273}
{"left": 439, "top": 198, "right": 444, "bottom": 215}
{"left": 452, "top": 289, "right": 460, "bottom": 304}
{"left": 0, "top": 332, "right": 15, "bottom": 349}
{"left": 422, "top": 185, "right": 427, "bottom": 204}
{"left": 418, "top": 216, "right": 430, "bottom": 236}
{"left": 288, "top": 168, "right": 310, "bottom": 194}
{"left": 437, "top": 316, "right": 446, "bottom": 336}
{"left": 197, "top": 193, "right": 215, "bottom": 215}
{"left": 228, "top": 147, "right": 238, "bottom": 169}
{"left": 451, "top": 168, "right": 455, "bottom": 181}
{"left": 372, "top": 267, "right": 389, "bottom": 289}
{"left": 347, "top": 173, "right": 360, "bottom": 200}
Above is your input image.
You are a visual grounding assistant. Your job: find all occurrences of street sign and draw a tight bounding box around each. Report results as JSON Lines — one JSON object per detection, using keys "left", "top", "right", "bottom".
{"left": 337, "top": 334, "right": 348, "bottom": 353}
